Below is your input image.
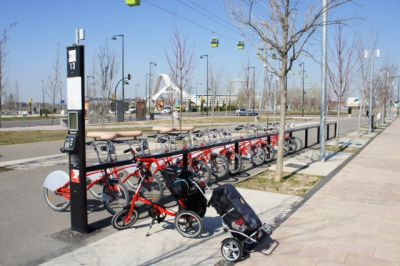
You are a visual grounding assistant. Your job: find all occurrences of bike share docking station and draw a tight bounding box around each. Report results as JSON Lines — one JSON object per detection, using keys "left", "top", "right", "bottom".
{"left": 65, "top": 42, "right": 89, "bottom": 233}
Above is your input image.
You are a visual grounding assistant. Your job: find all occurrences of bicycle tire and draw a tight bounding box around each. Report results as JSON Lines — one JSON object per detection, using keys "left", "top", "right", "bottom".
{"left": 88, "top": 181, "right": 103, "bottom": 199}
{"left": 111, "top": 209, "right": 139, "bottom": 230}
{"left": 43, "top": 187, "right": 71, "bottom": 212}
{"left": 293, "top": 136, "right": 303, "bottom": 151}
{"left": 174, "top": 210, "right": 203, "bottom": 238}
{"left": 211, "top": 155, "right": 229, "bottom": 179}
{"left": 264, "top": 144, "right": 276, "bottom": 162}
{"left": 287, "top": 139, "right": 297, "bottom": 153}
{"left": 102, "top": 182, "right": 130, "bottom": 215}
{"left": 191, "top": 160, "right": 212, "bottom": 185}
{"left": 250, "top": 147, "right": 266, "bottom": 166}
{"left": 227, "top": 152, "right": 243, "bottom": 175}
{"left": 126, "top": 171, "right": 164, "bottom": 203}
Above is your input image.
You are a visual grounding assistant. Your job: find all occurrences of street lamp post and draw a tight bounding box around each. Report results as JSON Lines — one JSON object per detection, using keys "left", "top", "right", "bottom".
{"left": 364, "top": 49, "right": 380, "bottom": 133}
{"left": 248, "top": 66, "right": 256, "bottom": 113}
{"left": 86, "top": 75, "right": 94, "bottom": 98}
{"left": 148, "top": 61, "right": 157, "bottom": 115}
{"left": 396, "top": 76, "right": 400, "bottom": 117}
{"left": 41, "top": 79, "right": 45, "bottom": 115}
{"left": 112, "top": 34, "right": 125, "bottom": 102}
{"left": 135, "top": 84, "right": 140, "bottom": 99}
{"left": 200, "top": 55, "right": 209, "bottom": 116}
{"left": 299, "top": 62, "right": 305, "bottom": 117}
{"left": 196, "top": 82, "right": 201, "bottom": 106}
{"left": 145, "top": 73, "right": 149, "bottom": 114}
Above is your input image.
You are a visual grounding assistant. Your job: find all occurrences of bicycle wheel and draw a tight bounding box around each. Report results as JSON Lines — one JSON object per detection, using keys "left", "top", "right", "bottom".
{"left": 210, "top": 155, "right": 229, "bottom": 179}
{"left": 126, "top": 171, "right": 164, "bottom": 203}
{"left": 191, "top": 160, "right": 212, "bottom": 185}
{"left": 111, "top": 208, "right": 138, "bottom": 230}
{"left": 264, "top": 144, "right": 276, "bottom": 162}
{"left": 43, "top": 187, "right": 70, "bottom": 212}
{"left": 250, "top": 147, "right": 266, "bottom": 166}
{"left": 293, "top": 137, "right": 303, "bottom": 151}
{"left": 174, "top": 210, "right": 203, "bottom": 238}
{"left": 227, "top": 152, "right": 242, "bottom": 175}
{"left": 102, "top": 182, "right": 130, "bottom": 215}
{"left": 287, "top": 139, "right": 297, "bottom": 153}
{"left": 88, "top": 179, "right": 104, "bottom": 199}
{"left": 221, "top": 238, "right": 243, "bottom": 262}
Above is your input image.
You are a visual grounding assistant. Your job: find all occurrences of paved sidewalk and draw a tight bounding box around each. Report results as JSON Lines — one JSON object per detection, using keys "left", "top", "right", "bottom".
{"left": 40, "top": 189, "right": 302, "bottom": 266}
{"left": 240, "top": 119, "right": 400, "bottom": 265}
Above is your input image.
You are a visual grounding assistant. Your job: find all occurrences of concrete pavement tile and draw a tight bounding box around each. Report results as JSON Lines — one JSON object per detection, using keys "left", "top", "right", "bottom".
{"left": 328, "top": 240, "right": 375, "bottom": 257}
{"left": 374, "top": 247, "right": 400, "bottom": 262}
{"left": 345, "top": 253, "right": 399, "bottom": 266}
{"left": 300, "top": 246, "right": 348, "bottom": 264}
{"left": 272, "top": 242, "right": 305, "bottom": 256}
{"left": 257, "top": 254, "right": 319, "bottom": 266}
{"left": 316, "top": 260, "right": 346, "bottom": 266}
{"left": 337, "top": 223, "right": 379, "bottom": 237}
{"left": 354, "top": 235, "right": 400, "bottom": 252}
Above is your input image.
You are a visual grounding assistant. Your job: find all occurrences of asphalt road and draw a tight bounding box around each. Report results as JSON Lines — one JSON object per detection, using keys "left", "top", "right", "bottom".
{"left": 0, "top": 116, "right": 369, "bottom": 265}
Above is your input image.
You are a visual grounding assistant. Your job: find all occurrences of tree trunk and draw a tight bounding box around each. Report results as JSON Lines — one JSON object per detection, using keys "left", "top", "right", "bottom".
{"left": 51, "top": 100, "right": 55, "bottom": 125}
{"left": 357, "top": 90, "right": 364, "bottom": 136}
{"left": 275, "top": 57, "right": 288, "bottom": 182}
{"left": 179, "top": 76, "right": 183, "bottom": 132}
{"left": 335, "top": 96, "right": 341, "bottom": 147}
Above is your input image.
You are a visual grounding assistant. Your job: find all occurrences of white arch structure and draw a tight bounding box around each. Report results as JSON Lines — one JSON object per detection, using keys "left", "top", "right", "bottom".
{"left": 151, "top": 74, "right": 195, "bottom": 104}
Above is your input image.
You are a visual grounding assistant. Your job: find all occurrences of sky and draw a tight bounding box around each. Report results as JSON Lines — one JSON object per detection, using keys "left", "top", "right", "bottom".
{"left": 1, "top": 0, "right": 400, "bottom": 104}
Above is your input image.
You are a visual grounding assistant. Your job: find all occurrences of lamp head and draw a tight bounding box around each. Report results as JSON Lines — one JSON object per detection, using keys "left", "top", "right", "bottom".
{"left": 111, "top": 36, "right": 117, "bottom": 40}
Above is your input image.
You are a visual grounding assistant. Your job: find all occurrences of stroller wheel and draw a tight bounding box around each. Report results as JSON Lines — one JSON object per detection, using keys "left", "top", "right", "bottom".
{"left": 221, "top": 238, "right": 243, "bottom": 262}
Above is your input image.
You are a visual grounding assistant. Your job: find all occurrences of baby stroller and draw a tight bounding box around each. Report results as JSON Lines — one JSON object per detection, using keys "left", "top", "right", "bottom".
{"left": 209, "top": 184, "right": 272, "bottom": 262}
{"left": 161, "top": 167, "right": 207, "bottom": 218}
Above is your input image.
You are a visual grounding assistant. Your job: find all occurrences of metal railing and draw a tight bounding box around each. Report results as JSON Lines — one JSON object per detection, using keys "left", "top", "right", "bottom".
{"left": 86, "top": 122, "right": 337, "bottom": 173}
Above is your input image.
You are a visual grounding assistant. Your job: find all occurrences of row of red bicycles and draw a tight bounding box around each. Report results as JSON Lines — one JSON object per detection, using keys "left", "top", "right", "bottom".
{"left": 42, "top": 124, "right": 302, "bottom": 238}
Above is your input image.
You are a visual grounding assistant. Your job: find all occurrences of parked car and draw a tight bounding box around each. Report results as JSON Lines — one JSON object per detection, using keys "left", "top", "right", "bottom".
{"left": 161, "top": 107, "right": 172, "bottom": 114}
{"left": 128, "top": 107, "right": 136, "bottom": 114}
{"left": 235, "top": 108, "right": 247, "bottom": 116}
{"left": 247, "top": 110, "right": 259, "bottom": 116}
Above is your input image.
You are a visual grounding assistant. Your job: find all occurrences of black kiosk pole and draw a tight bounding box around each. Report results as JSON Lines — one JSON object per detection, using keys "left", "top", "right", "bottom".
{"left": 66, "top": 45, "right": 88, "bottom": 233}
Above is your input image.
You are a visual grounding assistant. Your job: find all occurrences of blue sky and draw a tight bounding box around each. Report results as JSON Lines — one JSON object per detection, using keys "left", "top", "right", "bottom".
{"left": 1, "top": 0, "right": 400, "bottom": 103}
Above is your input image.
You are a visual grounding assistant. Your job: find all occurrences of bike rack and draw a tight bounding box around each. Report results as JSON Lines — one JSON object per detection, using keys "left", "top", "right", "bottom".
{"left": 80, "top": 122, "right": 337, "bottom": 233}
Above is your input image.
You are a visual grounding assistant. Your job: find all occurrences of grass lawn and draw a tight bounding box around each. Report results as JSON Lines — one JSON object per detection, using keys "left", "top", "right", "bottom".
{"left": 0, "top": 130, "right": 68, "bottom": 145}
{"left": 325, "top": 145, "right": 359, "bottom": 153}
{"left": 0, "top": 115, "right": 299, "bottom": 146}
{"left": 0, "top": 115, "right": 66, "bottom": 121}
{"left": 236, "top": 170, "right": 323, "bottom": 196}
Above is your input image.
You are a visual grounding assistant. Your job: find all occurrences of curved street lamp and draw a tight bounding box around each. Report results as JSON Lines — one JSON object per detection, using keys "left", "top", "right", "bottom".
{"left": 148, "top": 61, "right": 157, "bottom": 115}
{"left": 200, "top": 55, "right": 209, "bottom": 116}
{"left": 111, "top": 34, "right": 125, "bottom": 100}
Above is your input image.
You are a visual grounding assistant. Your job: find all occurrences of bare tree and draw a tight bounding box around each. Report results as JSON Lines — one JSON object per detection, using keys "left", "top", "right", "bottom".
{"left": 98, "top": 42, "right": 119, "bottom": 128}
{"left": 229, "top": 0, "right": 351, "bottom": 181}
{"left": 209, "top": 66, "right": 224, "bottom": 126}
{"left": 354, "top": 36, "right": 372, "bottom": 136}
{"left": 46, "top": 46, "right": 63, "bottom": 125}
{"left": 0, "top": 23, "right": 16, "bottom": 123}
{"left": 88, "top": 57, "right": 98, "bottom": 98}
{"left": 14, "top": 80, "right": 19, "bottom": 112}
{"left": 166, "top": 27, "right": 195, "bottom": 131}
{"left": 238, "top": 64, "right": 254, "bottom": 125}
{"left": 328, "top": 24, "right": 355, "bottom": 145}
{"left": 375, "top": 64, "right": 397, "bottom": 124}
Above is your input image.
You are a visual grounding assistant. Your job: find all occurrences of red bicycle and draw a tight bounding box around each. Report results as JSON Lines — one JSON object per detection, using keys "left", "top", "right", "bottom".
{"left": 111, "top": 165, "right": 205, "bottom": 238}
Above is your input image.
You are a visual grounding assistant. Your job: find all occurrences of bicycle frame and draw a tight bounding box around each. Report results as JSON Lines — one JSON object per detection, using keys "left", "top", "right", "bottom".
{"left": 123, "top": 176, "right": 177, "bottom": 224}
